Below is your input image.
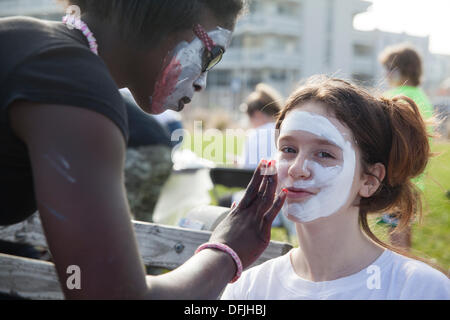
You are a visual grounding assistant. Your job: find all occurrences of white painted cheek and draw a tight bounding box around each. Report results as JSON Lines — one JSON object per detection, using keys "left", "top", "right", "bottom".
{"left": 164, "top": 44, "right": 203, "bottom": 108}
{"left": 285, "top": 144, "right": 355, "bottom": 223}
{"left": 291, "top": 160, "right": 342, "bottom": 189}
{"left": 275, "top": 154, "right": 290, "bottom": 191}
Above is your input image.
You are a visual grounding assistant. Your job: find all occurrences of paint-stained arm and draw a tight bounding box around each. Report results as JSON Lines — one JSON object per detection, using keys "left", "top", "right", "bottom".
{"left": 146, "top": 160, "right": 288, "bottom": 299}
{"left": 9, "top": 101, "right": 149, "bottom": 299}
{"left": 9, "top": 101, "right": 286, "bottom": 299}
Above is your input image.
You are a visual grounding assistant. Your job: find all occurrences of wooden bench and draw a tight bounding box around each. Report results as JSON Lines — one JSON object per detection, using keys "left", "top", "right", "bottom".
{"left": 0, "top": 212, "right": 292, "bottom": 300}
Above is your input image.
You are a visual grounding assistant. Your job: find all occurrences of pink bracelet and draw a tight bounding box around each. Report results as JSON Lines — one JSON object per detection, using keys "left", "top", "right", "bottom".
{"left": 195, "top": 242, "right": 243, "bottom": 283}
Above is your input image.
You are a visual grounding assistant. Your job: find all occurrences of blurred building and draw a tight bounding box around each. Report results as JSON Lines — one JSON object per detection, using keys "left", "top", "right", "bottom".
{"left": 195, "top": 0, "right": 448, "bottom": 111}
{"left": 351, "top": 29, "right": 430, "bottom": 88}
{"left": 1, "top": 0, "right": 449, "bottom": 113}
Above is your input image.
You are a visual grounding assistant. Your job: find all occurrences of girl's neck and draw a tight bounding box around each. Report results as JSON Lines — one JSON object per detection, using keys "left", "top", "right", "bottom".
{"left": 290, "top": 208, "right": 384, "bottom": 282}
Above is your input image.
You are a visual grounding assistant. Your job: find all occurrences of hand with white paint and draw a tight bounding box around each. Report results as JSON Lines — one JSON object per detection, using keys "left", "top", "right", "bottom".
{"left": 209, "top": 160, "right": 287, "bottom": 269}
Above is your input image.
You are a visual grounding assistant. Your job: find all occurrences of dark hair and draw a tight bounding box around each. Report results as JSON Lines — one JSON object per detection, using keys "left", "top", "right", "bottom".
{"left": 275, "top": 76, "right": 438, "bottom": 267}
{"left": 244, "top": 83, "right": 283, "bottom": 118}
{"left": 63, "top": 0, "right": 246, "bottom": 45}
{"left": 379, "top": 43, "right": 423, "bottom": 86}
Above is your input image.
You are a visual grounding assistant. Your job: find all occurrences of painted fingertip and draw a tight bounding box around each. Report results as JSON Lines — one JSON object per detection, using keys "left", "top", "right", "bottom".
{"left": 282, "top": 188, "right": 288, "bottom": 194}
{"left": 231, "top": 201, "right": 237, "bottom": 209}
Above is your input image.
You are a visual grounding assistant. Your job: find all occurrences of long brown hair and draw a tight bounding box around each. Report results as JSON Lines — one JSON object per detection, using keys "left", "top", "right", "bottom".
{"left": 275, "top": 76, "right": 441, "bottom": 270}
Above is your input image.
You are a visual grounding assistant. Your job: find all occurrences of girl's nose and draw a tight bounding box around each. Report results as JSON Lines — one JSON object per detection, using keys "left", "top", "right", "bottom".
{"left": 193, "top": 73, "right": 208, "bottom": 92}
{"left": 288, "top": 155, "right": 311, "bottom": 180}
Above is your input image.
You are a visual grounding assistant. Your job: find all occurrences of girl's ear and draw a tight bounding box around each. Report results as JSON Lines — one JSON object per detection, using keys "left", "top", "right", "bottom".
{"left": 359, "top": 163, "right": 386, "bottom": 198}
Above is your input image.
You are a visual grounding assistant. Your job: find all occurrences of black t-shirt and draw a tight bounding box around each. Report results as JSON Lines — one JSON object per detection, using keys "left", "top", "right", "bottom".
{"left": 0, "top": 16, "right": 129, "bottom": 225}
{"left": 122, "top": 93, "right": 172, "bottom": 149}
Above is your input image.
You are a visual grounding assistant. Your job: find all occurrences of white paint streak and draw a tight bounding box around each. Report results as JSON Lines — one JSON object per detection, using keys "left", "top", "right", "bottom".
{"left": 41, "top": 203, "right": 67, "bottom": 221}
{"left": 43, "top": 154, "right": 76, "bottom": 183}
{"left": 176, "top": 77, "right": 189, "bottom": 86}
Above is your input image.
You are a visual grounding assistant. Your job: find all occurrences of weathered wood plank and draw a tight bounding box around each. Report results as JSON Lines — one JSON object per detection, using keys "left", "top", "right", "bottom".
{"left": 0, "top": 213, "right": 293, "bottom": 300}
{"left": 0, "top": 254, "right": 63, "bottom": 300}
{"left": 0, "top": 214, "right": 292, "bottom": 270}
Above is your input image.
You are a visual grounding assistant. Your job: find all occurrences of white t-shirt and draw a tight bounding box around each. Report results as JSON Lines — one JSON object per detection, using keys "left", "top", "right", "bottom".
{"left": 221, "top": 249, "right": 450, "bottom": 300}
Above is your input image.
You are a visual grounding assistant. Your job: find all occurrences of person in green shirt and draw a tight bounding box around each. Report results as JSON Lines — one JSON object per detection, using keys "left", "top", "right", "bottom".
{"left": 378, "top": 43, "right": 434, "bottom": 251}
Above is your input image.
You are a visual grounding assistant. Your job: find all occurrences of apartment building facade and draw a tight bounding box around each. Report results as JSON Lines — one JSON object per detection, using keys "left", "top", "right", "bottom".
{"left": 196, "top": 0, "right": 439, "bottom": 111}
{"left": 1, "top": 0, "right": 446, "bottom": 112}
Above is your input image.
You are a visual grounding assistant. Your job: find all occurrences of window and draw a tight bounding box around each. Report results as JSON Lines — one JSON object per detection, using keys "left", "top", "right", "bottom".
{"left": 270, "top": 70, "right": 286, "bottom": 81}
{"left": 230, "top": 35, "right": 242, "bottom": 48}
{"left": 208, "top": 70, "right": 232, "bottom": 87}
{"left": 247, "top": 71, "right": 263, "bottom": 89}
{"left": 277, "top": 2, "right": 299, "bottom": 17}
{"left": 353, "top": 44, "right": 373, "bottom": 57}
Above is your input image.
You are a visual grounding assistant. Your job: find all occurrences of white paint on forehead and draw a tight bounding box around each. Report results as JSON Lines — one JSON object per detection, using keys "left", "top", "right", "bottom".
{"left": 172, "top": 27, "right": 232, "bottom": 68}
{"left": 279, "top": 111, "right": 345, "bottom": 149}
{"left": 209, "top": 26, "right": 233, "bottom": 47}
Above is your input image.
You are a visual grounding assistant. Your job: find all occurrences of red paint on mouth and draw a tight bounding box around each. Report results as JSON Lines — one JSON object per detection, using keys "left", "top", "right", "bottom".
{"left": 285, "top": 187, "right": 315, "bottom": 200}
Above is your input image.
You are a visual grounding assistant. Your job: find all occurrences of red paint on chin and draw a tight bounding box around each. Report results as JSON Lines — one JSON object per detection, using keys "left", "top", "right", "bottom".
{"left": 151, "top": 55, "right": 182, "bottom": 113}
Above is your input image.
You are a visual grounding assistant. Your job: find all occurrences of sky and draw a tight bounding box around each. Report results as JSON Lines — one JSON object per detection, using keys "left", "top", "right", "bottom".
{"left": 353, "top": 0, "right": 450, "bottom": 55}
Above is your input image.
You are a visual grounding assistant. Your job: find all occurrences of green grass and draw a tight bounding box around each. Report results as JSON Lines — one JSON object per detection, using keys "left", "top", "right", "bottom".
{"left": 411, "top": 141, "right": 450, "bottom": 271}
{"left": 185, "top": 131, "right": 450, "bottom": 272}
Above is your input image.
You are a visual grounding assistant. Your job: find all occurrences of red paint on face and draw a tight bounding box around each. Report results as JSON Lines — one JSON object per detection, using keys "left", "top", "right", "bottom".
{"left": 150, "top": 55, "right": 182, "bottom": 113}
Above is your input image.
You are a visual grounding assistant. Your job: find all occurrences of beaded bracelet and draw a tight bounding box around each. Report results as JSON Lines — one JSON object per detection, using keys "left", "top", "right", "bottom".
{"left": 195, "top": 242, "right": 243, "bottom": 283}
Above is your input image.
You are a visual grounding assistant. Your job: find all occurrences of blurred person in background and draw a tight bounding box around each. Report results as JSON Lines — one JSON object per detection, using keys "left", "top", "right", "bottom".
{"left": 239, "top": 83, "right": 282, "bottom": 169}
{"left": 378, "top": 44, "right": 434, "bottom": 251}
{"left": 219, "top": 83, "right": 296, "bottom": 237}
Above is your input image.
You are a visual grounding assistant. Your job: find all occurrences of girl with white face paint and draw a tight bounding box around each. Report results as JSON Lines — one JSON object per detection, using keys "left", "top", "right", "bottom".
{"left": 222, "top": 77, "right": 450, "bottom": 300}
{"left": 276, "top": 109, "right": 357, "bottom": 223}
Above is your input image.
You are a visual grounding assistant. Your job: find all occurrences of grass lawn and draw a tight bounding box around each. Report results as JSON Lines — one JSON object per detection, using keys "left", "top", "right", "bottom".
{"left": 183, "top": 132, "right": 450, "bottom": 273}
{"left": 370, "top": 140, "right": 450, "bottom": 273}
{"left": 410, "top": 141, "right": 449, "bottom": 271}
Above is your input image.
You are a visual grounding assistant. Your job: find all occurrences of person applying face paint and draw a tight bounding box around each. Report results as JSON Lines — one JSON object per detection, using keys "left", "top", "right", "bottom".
{"left": 222, "top": 76, "right": 450, "bottom": 300}
{"left": 0, "top": 0, "right": 288, "bottom": 299}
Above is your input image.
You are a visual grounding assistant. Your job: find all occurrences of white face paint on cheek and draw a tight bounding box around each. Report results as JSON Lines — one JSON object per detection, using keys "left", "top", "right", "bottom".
{"left": 152, "top": 27, "right": 232, "bottom": 112}
{"left": 278, "top": 111, "right": 356, "bottom": 223}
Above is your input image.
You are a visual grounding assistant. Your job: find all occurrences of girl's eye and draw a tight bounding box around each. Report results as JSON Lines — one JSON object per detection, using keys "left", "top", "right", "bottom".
{"left": 281, "top": 146, "right": 296, "bottom": 154}
{"left": 317, "top": 151, "right": 335, "bottom": 159}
